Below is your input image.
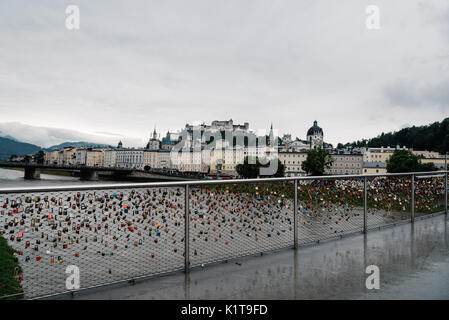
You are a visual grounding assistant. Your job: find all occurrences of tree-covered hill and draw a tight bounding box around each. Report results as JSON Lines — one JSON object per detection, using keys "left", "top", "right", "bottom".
{"left": 0, "top": 137, "right": 41, "bottom": 159}
{"left": 0, "top": 137, "right": 110, "bottom": 160}
{"left": 346, "top": 118, "right": 449, "bottom": 154}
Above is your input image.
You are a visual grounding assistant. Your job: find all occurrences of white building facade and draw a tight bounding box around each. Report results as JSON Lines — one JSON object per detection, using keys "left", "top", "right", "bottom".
{"left": 116, "top": 149, "right": 144, "bottom": 170}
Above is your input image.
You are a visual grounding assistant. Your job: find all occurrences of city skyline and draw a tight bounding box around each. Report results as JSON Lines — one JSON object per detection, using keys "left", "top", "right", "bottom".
{"left": 0, "top": 115, "right": 447, "bottom": 150}
{"left": 1, "top": 1, "right": 448, "bottom": 147}
{"left": 0, "top": 118, "right": 313, "bottom": 148}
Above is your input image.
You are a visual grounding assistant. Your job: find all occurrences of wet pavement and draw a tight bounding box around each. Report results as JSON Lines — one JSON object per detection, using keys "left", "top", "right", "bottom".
{"left": 49, "top": 213, "right": 449, "bottom": 300}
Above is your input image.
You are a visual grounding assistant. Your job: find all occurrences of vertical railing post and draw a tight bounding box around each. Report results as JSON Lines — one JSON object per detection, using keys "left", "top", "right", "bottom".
{"left": 445, "top": 153, "right": 448, "bottom": 215}
{"left": 363, "top": 176, "right": 367, "bottom": 234}
{"left": 411, "top": 174, "right": 415, "bottom": 223}
{"left": 294, "top": 179, "right": 298, "bottom": 249}
{"left": 185, "top": 184, "right": 190, "bottom": 273}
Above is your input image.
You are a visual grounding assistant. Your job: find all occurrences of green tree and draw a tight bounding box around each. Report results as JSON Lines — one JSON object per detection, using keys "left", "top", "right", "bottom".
{"left": 34, "top": 151, "right": 45, "bottom": 164}
{"left": 23, "top": 155, "right": 32, "bottom": 164}
{"left": 301, "top": 147, "right": 334, "bottom": 176}
{"left": 236, "top": 157, "right": 260, "bottom": 178}
{"left": 420, "top": 162, "right": 438, "bottom": 171}
{"left": 386, "top": 149, "right": 437, "bottom": 173}
{"left": 236, "top": 156, "right": 285, "bottom": 178}
{"left": 270, "top": 159, "right": 285, "bottom": 177}
{"left": 345, "top": 118, "right": 449, "bottom": 154}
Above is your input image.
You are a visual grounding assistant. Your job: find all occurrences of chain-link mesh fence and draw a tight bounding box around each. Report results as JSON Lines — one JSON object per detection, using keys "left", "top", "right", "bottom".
{"left": 189, "top": 181, "right": 294, "bottom": 267}
{"left": 0, "top": 171, "right": 447, "bottom": 299}
{"left": 366, "top": 176, "right": 412, "bottom": 229}
{"left": 414, "top": 174, "right": 446, "bottom": 219}
{"left": 296, "top": 178, "right": 364, "bottom": 244}
{"left": 0, "top": 187, "right": 185, "bottom": 299}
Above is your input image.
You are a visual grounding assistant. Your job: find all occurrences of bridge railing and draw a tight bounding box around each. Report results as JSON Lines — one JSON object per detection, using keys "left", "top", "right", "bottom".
{"left": 0, "top": 170, "right": 447, "bottom": 299}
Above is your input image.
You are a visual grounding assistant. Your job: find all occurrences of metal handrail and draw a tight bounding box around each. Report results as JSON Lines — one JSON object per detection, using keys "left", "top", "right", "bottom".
{"left": 0, "top": 170, "right": 447, "bottom": 194}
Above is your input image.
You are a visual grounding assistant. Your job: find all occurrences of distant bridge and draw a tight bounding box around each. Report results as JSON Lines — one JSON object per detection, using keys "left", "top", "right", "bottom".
{"left": 0, "top": 162, "right": 198, "bottom": 182}
{"left": 0, "top": 162, "right": 136, "bottom": 181}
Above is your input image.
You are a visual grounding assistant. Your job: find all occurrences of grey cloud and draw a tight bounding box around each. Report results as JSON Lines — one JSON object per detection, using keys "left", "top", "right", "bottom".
{"left": 0, "top": 122, "right": 145, "bottom": 148}
{"left": 400, "top": 123, "right": 411, "bottom": 129}
{"left": 423, "top": 80, "right": 449, "bottom": 110}
{"left": 384, "top": 82, "right": 423, "bottom": 107}
{"left": 93, "top": 131, "right": 124, "bottom": 137}
{"left": 384, "top": 79, "right": 449, "bottom": 111}
{"left": 0, "top": 0, "right": 448, "bottom": 146}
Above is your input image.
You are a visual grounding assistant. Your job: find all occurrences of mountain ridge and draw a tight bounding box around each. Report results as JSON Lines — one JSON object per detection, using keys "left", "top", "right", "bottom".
{"left": 0, "top": 137, "right": 111, "bottom": 159}
{"left": 0, "top": 137, "right": 42, "bottom": 159}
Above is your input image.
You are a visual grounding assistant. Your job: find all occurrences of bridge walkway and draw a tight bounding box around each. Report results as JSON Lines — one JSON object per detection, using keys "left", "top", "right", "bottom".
{"left": 51, "top": 214, "right": 449, "bottom": 300}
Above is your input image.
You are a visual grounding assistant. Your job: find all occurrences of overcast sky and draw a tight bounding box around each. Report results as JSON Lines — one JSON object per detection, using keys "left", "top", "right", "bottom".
{"left": 0, "top": 0, "right": 448, "bottom": 148}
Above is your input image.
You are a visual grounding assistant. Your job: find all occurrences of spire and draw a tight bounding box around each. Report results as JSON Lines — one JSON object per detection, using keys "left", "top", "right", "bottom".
{"left": 268, "top": 123, "right": 274, "bottom": 146}
{"left": 152, "top": 126, "right": 157, "bottom": 139}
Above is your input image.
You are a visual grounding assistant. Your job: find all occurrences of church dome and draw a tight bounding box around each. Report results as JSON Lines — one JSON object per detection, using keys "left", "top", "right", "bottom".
{"left": 307, "top": 120, "right": 323, "bottom": 136}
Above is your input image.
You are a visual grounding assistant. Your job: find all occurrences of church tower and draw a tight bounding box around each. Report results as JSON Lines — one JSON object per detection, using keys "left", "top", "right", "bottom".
{"left": 146, "top": 128, "right": 160, "bottom": 150}
{"left": 306, "top": 120, "right": 323, "bottom": 149}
